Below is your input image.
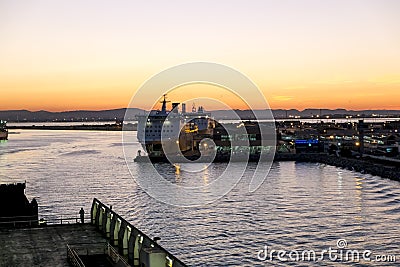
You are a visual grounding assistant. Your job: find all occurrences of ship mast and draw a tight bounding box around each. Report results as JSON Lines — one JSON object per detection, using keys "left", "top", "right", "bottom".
{"left": 160, "top": 94, "right": 171, "bottom": 114}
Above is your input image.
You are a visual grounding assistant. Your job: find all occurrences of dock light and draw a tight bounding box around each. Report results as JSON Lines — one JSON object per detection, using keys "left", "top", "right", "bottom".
{"left": 355, "top": 142, "right": 360, "bottom": 146}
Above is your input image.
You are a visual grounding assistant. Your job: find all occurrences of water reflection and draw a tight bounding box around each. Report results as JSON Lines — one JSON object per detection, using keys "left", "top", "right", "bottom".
{"left": 354, "top": 176, "right": 364, "bottom": 221}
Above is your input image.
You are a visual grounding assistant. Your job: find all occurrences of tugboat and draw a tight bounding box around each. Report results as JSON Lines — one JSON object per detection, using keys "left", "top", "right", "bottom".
{"left": 0, "top": 120, "right": 8, "bottom": 140}
{"left": 135, "top": 95, "right": 215, "bottom": 162}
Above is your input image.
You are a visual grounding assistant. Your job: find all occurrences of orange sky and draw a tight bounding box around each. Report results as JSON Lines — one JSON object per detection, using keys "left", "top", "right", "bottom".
{"left": 1, "top": 1, "right": 399, "bottom": 111}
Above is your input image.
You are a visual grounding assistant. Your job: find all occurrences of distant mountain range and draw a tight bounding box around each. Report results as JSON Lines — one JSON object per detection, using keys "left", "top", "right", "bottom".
{"left": 1, "top": 108, "right": 400, "bottom": 122}
{"left": 0, "top": 109, "right": 144, "bottom": 122}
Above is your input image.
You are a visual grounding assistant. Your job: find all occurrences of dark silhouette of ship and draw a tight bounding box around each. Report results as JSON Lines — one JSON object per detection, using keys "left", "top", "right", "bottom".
{"left": 0, "top": 182, "right": 38, "bottom": 227}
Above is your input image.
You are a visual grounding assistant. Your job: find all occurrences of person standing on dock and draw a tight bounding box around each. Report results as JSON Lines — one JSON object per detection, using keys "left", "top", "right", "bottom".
{"left": 79, "top": 208, "right": 85, "bottom": 223}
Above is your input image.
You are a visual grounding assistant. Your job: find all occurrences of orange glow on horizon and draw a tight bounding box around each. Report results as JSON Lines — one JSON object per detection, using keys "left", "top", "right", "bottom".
{"left": 1, "top": 76, "right": 399, "bottom": 112}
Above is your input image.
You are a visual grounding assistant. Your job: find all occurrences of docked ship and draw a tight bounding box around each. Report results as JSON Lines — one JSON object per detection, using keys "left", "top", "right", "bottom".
{"left": 135, "top": 95, "right": 276, "bottom": 162}
{"left": 0, "top": 120, "right": 8, "bottom": 140}
{"left": 136, "top": 95, "right": 215, "bottom": 162}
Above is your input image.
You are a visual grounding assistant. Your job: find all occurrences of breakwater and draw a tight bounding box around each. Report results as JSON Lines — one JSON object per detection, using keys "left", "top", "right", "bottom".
{"left": 275, "top": 153, "right": 400, "bottom": 182}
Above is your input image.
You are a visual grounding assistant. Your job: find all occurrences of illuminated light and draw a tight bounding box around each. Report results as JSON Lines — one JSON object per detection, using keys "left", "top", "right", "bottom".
{"left": 355, "top": 142, "right": 360, "bottom": 146}
{"left": 174, "top": 164, "right": 181, "bottom": 175}
{"left": 166, "top": 256, "right": 173, "bottom": 267}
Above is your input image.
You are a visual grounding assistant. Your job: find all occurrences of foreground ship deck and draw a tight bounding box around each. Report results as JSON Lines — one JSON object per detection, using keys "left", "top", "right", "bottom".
{"left": 0, "top": 197, "right": 186, "bottom": 267}
{"left": 0, "top": 224, "right": 105, "bottom": 267}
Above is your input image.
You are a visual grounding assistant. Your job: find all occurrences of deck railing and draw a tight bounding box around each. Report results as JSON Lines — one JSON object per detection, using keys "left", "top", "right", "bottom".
{"left": 66, "top": 242, "right": 130, "bottom": 267}
{"left": 0, "top": 215, "right": 38, "bottom": 227}
{"left": 106, "top": 243, "right": 130, "bottom": 266}
{"left": 0, "top": 214, "right": 83, "bottom": 227}
{"left": 66, "top": 244, "right": 86, "bottom": 267}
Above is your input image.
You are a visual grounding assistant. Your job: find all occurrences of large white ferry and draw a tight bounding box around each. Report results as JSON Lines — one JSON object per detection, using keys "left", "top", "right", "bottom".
{"left": 136, "top": 95, "right": 215, "bottom": 161}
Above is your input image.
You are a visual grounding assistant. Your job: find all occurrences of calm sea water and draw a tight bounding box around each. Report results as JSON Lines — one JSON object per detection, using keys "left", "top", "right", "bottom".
{"left": 0, "top": 130, "right": 399, "bottom": 266}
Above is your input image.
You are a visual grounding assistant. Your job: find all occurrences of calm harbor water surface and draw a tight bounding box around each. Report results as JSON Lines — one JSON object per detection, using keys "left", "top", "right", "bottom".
{"left": 0, "top": 130, "right": 399, "bottom": 266}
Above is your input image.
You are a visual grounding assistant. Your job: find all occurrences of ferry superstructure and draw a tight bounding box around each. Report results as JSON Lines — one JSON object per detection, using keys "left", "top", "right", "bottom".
{"left": 136, "top": 95, "right": 215, "bottom": 159}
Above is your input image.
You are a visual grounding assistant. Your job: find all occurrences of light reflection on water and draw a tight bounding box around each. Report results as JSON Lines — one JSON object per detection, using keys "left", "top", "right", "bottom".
{"left": 0, "top": 130, "right": 399, "bottom": 266}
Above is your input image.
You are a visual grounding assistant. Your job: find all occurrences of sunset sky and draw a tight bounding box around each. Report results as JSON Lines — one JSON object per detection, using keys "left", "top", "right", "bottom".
{"left": 1, "top": 0, "right": 400, "bottom": 111}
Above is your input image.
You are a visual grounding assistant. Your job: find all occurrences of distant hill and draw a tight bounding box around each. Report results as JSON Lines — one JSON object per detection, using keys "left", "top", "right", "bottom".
{"left": 270, "top": 109, "right": 400, "bottom": 119}
{"left": 1, "top": 108, "right": 400, "bottom": 122}
{"left": 0, "top": 108, "right": 145, "bottom": 122}
{"left": 211, "top": 109, "right": 400, "bottom": 120}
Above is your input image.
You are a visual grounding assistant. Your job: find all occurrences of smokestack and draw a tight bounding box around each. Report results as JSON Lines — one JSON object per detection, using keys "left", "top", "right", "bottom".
{"left": 172, "top": 103, "right": 180, "bottom": 113}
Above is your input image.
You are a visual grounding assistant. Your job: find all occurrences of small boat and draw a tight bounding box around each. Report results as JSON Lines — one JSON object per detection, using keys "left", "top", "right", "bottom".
{"left": 0, "top": 120, "right": 8, "bottom": 140}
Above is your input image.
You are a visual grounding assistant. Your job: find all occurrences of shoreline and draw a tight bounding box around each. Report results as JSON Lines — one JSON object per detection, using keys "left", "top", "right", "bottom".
{"left": 7, "top": 125, "right": 134, "bottom": 131}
